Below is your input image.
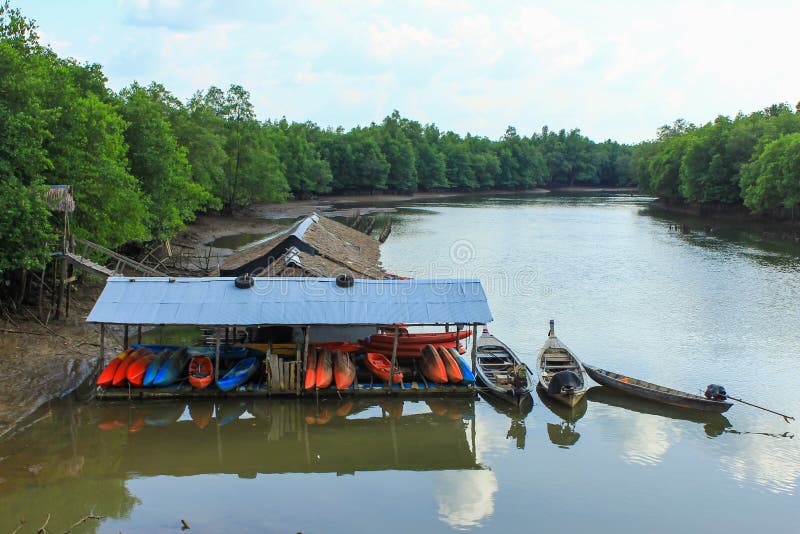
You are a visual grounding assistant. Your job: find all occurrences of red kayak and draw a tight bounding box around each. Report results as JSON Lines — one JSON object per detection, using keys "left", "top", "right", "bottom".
{"left": 188, "top": 356, "right": 214, "bottom": 389}
{"left": 334, "top": 351, "right": 356, "bottom": 389}
{"left": 437, "top": 345, "right": 464, "bottom": 383}
{"left": 126, "top": 351, "right": 155, "bottom": 387}
{"left": 305, "top": 348, "right": 318, "bottom": 390}
{"left": 315, "top": 348, "right": 333, "bottom": 389}
{"left": 112, "top": 349, "right": 145, "bottom": 387}
{"left": 96, "top": 349, "right": 132, "bottom": 387}
{"left": 364, "top": 353, "right": 403, "bottom": 383}
{"left": 367, "top": 330, "right": 471, "bottom": 345}
{"left": 359, "top": 341, "right": 465, "bottom": 358}
{"left": 314, "top": 341, "right": 361, "bottom": 353}
{"left": 420, "top": 344, "right": 448, "bottom": 384}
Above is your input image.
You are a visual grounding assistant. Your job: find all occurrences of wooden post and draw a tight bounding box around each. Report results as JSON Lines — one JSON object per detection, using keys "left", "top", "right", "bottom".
{"left": 137, "top": 325, "right": 142, "bottom": 345}
{"left": 123, "top": 325, "right": 129, "bottom": 349}
{"left": 471, "top": 324, "right": 478, "bottom": 374}
{"left": 214, "top": 328, "right": 221, "bottom": 385}
{"left": 65, "top": 264, "right": 72, "bottom": 318}
{"left": 100, "top": 323, "right": 106, "bottom": 361}
{"left": 300, "top": 326, "right": 310, "bottom": 395}
{"left": 388, "top": 326, "right": 400, "bottom": 393}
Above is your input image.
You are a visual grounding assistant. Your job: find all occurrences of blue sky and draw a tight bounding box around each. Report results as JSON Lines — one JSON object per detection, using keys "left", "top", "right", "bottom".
{"left": 19, "top": 0, "right": 800, "bottom": 143}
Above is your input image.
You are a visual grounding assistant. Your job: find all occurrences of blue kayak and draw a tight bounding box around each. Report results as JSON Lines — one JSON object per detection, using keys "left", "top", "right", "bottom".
{"left": 153, "top": 348, "right": 189, "bottom": 387}
{"left": 217, "top": 357, "right": 259, "bottom": 392}
{"left": 452, "top": 351, "right": 477, "bottom": 385}
{"left": 143, "top": 349, "right": 171, "bottom": 387}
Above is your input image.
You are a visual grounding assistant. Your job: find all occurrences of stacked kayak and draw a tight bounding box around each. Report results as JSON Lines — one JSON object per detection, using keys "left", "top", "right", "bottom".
{"left": 358, "top": 330, "right": 470, "bottom": 358}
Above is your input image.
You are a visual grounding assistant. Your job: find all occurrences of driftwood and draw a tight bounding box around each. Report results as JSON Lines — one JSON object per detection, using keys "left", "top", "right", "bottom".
{"left": 37, "top": 513, "right": 50, "bottom": 533}
{"left": 63, "top": 514, "right": 106, "bottom": 533}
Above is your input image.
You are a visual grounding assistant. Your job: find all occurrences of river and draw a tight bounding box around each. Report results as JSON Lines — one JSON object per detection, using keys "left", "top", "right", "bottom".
{"left": 1, "top": 193, "right": 798, "bottom": 532}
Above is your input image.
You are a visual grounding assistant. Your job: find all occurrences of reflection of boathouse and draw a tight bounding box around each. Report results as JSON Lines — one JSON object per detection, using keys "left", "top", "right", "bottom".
{"left": 216, "top": 213, "right": 385, "bottom": 279}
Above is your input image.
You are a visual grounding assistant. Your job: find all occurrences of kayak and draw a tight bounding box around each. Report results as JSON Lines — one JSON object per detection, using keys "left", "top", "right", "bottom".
{"left": 126, "top": 351, "right": 155, "bottom": 387}
{"left": 420, "top": 344, "right": 448, "bottom": 384}
{"left": 304, "top": 348, "right": 318, "bottom": 390}
{"left": 451, "top": 349, "right": 476, "bottom": 385}
{"left": 112, "top": 349, "right": 146, "bottom": 387}
{"left": 334, "top": 351, "right": 356, "bottom": 389}
{"left": 188, "top": 356, "right": 214, "bottom": 389}
{"left": 96, "top": 349, "right": 132, "bottom": 387}
{"left": 314, "top": 341, "right": 361, "bottom": 353}
{"left": 360, "top": 339, "right": 461, "bottom": 351}
{"left": 217, "top": 356, "right": 259, "bottom": 392}
{"left": 364, "top": 352, "right": 403, "bottom": 383}
{"left": 438, "top": 345, "right": 464, "bottom": 383}
{"left": 359, "top": 341, "right": 465, "bottom": 358}
{"left": 142, "top": 349, "right": 171, "bottom": 387}
{"left": 366, "top": 330, "right": 471, "bottom": 345}
{"left": 153, "top": 348, "right": 189, "bottom": 387}
{"left": 315, "top": 348, "right": 333, "bottom": 389}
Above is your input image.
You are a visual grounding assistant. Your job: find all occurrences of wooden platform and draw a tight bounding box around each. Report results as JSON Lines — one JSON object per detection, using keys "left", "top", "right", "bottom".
{"left": 96, "top": 383, "right": 476, "bottom": 400}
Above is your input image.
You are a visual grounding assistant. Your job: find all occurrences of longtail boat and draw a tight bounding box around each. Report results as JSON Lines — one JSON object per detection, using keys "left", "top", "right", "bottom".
{"left": 536, "top": 320, "right": 588, "bottom": 408}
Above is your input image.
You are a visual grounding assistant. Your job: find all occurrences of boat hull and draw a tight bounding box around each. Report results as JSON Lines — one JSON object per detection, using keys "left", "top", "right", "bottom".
{"left": 420, "top": 345, "right": 448, "bottom": 384}
{"left": 364, "top": 352, "right": 403, "bottom": 383}
{"left": 315, "top": 349, "right": 333, "bottom": 389}
{"left": 334, "top": 351, "right": 356, "bottom": 390}
{"left": 583, "top": 364, "right": 732, "bottom": 413}
{"left": 217, "top": 357, "right": 258, "bottom": 392}
{"left": 188, "top": 356, "right": 214, "bottom": 389}
{"left": 536, "top": 330, "right": 589, "bottom": 406}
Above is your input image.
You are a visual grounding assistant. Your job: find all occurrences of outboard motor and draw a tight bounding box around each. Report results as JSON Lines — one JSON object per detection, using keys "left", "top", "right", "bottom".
{"left": 704, "top": 384, "right": 728, "bottom": 401}
{"left": 548, "top": 370, "right": 581, "bottom": 396}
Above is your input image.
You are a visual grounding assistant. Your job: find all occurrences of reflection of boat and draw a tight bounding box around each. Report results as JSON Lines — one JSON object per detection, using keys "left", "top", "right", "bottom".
{"left": 536, "top": 387, "right": 586, "bottom": 424}
{"left": 479, "top": 392, "right": 532, "bottom": 449}
{"left": 583, "top": 364, "right": 733, "bottom": 413}
{"left": 475, "top": 329, "right": 533, "bottom": 405}
{"left": 536, "top": 321, "right": 588, "bottom": 407}
{"left": 547, "top": 423, "right": 580, "bottom": 448}
{"left": 189, "top": 401, "right": 214, "bottom": 429}
{"left": 587, "top": 386, "right": 732, "bottom": 437}
{"left": 216, "top": 401, "right": 248, "bottom": 426}
{"left": 141, "top": 402, "right": 186, "bottom": 426}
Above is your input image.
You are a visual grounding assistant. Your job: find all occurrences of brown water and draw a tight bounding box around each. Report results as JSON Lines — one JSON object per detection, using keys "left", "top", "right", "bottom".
{"left": 1, "top": 194, "right": 799, "bottom": 532}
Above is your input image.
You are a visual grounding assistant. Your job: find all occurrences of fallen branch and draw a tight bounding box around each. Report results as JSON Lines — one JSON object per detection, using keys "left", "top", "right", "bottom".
{"left": 10, "top": 519, "right": 26, "bottom": 534}
{"left": 63, "top": 514, "right": 106, "bottom": 533}
{"left": 37, "top": 512, "right": 50, "bottom": 533}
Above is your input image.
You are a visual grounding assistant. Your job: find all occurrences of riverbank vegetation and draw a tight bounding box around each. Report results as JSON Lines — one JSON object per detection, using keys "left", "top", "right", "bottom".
{"left": 633, "top": 105, "right": 800, "bottom": 218}
{"left": 0, "top": 4, "right": 633, "bottom": 275}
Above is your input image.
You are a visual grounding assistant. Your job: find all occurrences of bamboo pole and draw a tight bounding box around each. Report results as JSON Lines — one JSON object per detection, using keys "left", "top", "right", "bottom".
{"left": 300, "top": 326, "right": 310, "bottom": 396}
{"left": 388, "top": 326, "right": 400, "bottom": 393}
{"left": 471, "top": 324, "right": 478, "bottom": 374}
{"left": 137, "top": 325, "right": 142, "bottom": 345}
{"left": 123, "top": 325, "right": 129, "bottom": 349}
{"left": 100, "top": 323, "right": 106, "bottom": 360}
{"left": 214, "top": 328, "right": 221, "bottom": 385}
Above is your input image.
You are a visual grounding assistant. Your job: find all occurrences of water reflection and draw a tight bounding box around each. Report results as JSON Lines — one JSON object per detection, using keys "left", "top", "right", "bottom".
{"left": 479, "top": 393, "right": 533, "bottom": 449}
{"left": 0, "top": 398, "right": 485, "bottom": 532}
{"left": 537, "top": 388, "right": 587, "bottom": 448}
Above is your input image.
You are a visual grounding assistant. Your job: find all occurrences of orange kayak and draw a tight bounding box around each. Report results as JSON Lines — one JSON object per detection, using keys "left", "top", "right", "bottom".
{"left": 420, "top": 344, "right": 448, "bottom": 384}
{"left": 188, "top": 356, "right": 214, "bottom": 389}
{"left": 367, "top": 330, "right": 471, "bottom": 345}
{"left": 112, "top": 349, "right": 145, "bottom": 387}
{"left": 96, "top": 349, "right": 132, "bottom": 387}
{"left": 126, "top": 352, "right": 155, "bottom": 387}
{"left": 437, "top": 345, "right": 464, "bottom": 383}
{"left": 334, "top": 351, "right": 356, "bottom": 389}
{"left": 315, "top": 348, "right": 333, "bottom": 389}
{"left": 364, "top": 352, "right": 403, "bottom": 383}
{"left": 305, "top": 348, "right": 318, "bottom": 390}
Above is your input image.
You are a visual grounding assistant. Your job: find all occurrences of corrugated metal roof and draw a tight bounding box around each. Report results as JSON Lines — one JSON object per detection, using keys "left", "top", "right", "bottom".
{"left": 87, "top": 277, "right": 493, "bottom": 326}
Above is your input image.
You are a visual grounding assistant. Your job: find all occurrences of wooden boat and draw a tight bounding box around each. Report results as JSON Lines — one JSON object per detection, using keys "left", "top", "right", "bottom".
{"left": 143, "top": 349, "right": 171, "bottom": 387}
{"left": 476, "top": 329, "right": 534, "bottom": 405}
{"left": 153, "top": 348, "right": 189, "bottom": 387}
{"left": 217, "top": 357, "right": 259, "bottom": 392}
{"left": 126, "top": 351, "right": 155, "bottom": 387}
{"left": 366, "top": 330, "right": 471, "bottom": 345}
{"left": 96, "top": 349, "right": 132, "bottom": 387}
{"left": 188, "top": 356, "right": 214, "bottom": 389}
{"left": 437, "top": 345, "right": 463, "bottom": 383}
{"left": 304, "top": 348, "right": 318, "bottom": 390}
{"left": 112, "top": 349, "right": 145, "bottom": 387}
{"left": 536, "top": 321, "right": 588, "bottom": 407}
{"left": 450, "top": 348, "right": 476, "bottom": 385}
{"left": 334, "top": 351, "right": 356, "bottom": 389}
{"left": 364, "top": 352, "right": 403, "bottom": 383}
{"left": 583, "top": 364, "right": 733, "bottom": 413}
{"left": 420, "top": 344, "right": 448, "bottom": 384}
{"left": 315, "top": 348, "right": 333, "bottom": 389}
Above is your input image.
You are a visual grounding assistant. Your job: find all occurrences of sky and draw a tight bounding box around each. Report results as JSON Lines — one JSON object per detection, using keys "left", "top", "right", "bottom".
{"left": 18, "top": 0, "right": 800, "bottom": 143}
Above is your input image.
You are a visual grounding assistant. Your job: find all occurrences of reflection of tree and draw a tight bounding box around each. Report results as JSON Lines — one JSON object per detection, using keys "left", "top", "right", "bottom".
{"left": 547, "top": 422, "right": 580, "bottom": 448}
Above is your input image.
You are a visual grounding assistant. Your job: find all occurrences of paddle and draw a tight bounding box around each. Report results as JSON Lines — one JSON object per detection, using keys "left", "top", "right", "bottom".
{"left": 727, "top": 395, "right": 795, "bottom": 424}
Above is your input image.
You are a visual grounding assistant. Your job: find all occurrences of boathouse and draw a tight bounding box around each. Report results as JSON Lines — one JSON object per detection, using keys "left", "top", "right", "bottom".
{"left": 216, "top": 213, "right": 384, "bottom": 279}
{"left": 88, "top": 276, "right": 492, "bottom": 399}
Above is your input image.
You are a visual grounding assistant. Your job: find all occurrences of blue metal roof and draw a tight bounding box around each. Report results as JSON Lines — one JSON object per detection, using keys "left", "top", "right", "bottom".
{"left": 86, "top": 277, "right": 493, "bottom": 326}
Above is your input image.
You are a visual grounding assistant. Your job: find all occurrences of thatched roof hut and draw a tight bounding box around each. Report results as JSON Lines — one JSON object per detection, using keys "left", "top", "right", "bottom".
{"left": 217, "top": 213, "right": 385, "bottom": 279}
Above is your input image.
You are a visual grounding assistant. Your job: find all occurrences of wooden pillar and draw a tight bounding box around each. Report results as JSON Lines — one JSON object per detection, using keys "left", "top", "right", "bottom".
{"left": 214, "top": 328, "right": 221, "bottom": 385}
{"left": 100, "top": 323, "right": 106, "bottom": 360}
{"left": 137, "top": 325, "right": 142, "bottom": 345}
{"left": 388, "top": 326, "right": 400, "bottom": 393}
{"left": 471, "top": 324, "right": 478, "bottom": 374}
{"left": 123, "top": 325, "right": 129, "bottom": 348}
{"left": 300, "top": 326, "right": 310, "bottom": 395}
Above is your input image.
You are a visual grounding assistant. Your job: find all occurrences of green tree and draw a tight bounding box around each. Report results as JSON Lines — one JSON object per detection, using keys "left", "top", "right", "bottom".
{"left": 740, "top": 133, "right": 800, "bottom": 213}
